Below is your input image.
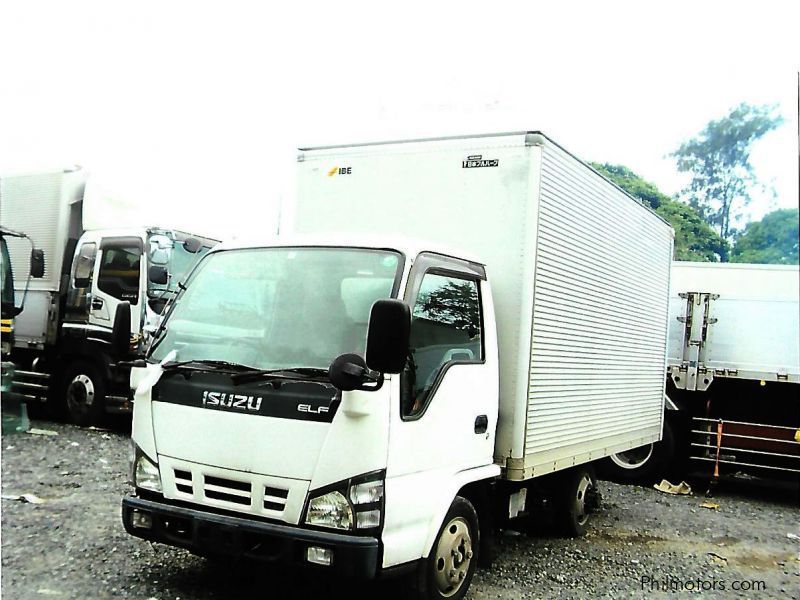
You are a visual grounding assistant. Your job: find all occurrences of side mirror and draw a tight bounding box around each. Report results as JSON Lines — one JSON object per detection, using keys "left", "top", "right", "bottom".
{"left": 328, "top": 353, "right": 371, "bottom": 391}
{"left": 112, "top": 301, "right": 131, "bottom": 356}
{"left": 365, "top": 299, "right": 410, "bottom": 374}
{"left": 30, "top": 249, "right": 45, "bottom": 278}
{"left": 183, "top": 237, "right": 203, "bottom": 253}
{"left": 148, "top": 265, "right": 169, "bottom": 285}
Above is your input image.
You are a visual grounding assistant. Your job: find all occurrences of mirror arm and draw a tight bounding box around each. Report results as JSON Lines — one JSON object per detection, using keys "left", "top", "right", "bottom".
{"left": 341, "top": 362, "right": 383, "bottom": 390}
{"left": 360, "top": 372, "right": 384, "bottom": 391}
{"left": 342, "top": 363, "right": 366, "bottom": 377}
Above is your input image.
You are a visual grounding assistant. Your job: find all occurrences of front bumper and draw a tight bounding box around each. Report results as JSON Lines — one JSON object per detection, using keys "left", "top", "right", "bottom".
{"left": 122, "top": 496, "right": 380, "bottom": 578}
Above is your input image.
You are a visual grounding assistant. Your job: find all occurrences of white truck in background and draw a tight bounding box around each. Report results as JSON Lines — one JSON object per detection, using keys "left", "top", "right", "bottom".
{"left": 122, "top": 132, "right": 673, "bottom": 599}
{"left": 0, "top": 167, "right": 218, "bottom": 425}
{"left": 604, "top": 262, "right": 800, "bottom": 481}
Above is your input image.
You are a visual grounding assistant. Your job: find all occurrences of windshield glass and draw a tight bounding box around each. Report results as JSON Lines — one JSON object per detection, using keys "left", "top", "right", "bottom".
{"left": 147, "top": 232, "right": 216, "bottom": 296}
{"left": 150, "top": 247, "right": 402, "bottom": 370}
{"left": 1, "top": 237, "right": 14, "bottom": 312}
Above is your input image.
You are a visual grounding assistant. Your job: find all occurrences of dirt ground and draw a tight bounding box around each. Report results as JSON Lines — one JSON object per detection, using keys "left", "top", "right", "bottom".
{"left": 2, "top": 420, "right": 799, "bottom": 599}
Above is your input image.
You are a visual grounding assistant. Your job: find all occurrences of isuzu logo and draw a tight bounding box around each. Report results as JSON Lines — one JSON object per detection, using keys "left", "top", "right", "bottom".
{"left": 202, "top": 391, "right": 262, "bottom": 412}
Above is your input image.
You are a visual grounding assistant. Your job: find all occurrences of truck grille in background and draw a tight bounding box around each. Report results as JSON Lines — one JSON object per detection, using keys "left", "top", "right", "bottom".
{"left": 262, "top": 485, "right": 289, "bottom": 511}
{"left": 204, "top": 475, "right": 252, "bottom": 505}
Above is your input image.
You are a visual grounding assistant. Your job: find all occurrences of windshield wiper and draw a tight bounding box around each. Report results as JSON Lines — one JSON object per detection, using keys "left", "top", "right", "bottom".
{"left": 146, "top": 281, "right": 190, "bottom": 356}
{"left": 230, "top": 367, "right": 330, "bottom": 385}
{"left": 161, "top": 359, "right": 258, "bottom": 373}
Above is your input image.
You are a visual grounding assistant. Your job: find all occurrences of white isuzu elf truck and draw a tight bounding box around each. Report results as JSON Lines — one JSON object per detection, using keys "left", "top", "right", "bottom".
{"left": 121, "top": 132, "right": 674, "bottom": 599}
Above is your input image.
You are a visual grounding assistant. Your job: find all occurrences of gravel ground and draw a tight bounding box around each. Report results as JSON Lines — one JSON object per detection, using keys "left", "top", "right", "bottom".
{"left": 2, "top": 419, "right": 798, "bottom": 599}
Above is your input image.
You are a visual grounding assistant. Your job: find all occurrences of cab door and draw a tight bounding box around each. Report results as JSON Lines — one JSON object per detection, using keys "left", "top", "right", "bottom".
{"left": 382, "top": 252, "right": 499, "bottom": 567}
{"left": 88, "top": 236, "right": 144, "bottom": 335}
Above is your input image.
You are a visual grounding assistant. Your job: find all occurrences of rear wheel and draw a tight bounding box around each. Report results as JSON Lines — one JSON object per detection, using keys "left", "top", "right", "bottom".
{"left": 413, "top": 496, "right": 480, "bottom": 600}
{"left": 61, "top": 361, "right": 106, "bottom": 427}
{"left": 602, "top": 419, "right": 675, "bottom": 483}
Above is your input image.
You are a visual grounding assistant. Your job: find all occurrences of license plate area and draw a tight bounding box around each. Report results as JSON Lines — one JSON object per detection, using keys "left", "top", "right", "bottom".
{"left": 196, "top": 522, "right": 243, "bottom": 555}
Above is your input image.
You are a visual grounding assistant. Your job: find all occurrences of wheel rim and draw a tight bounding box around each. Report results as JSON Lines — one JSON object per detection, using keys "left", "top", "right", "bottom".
{"left": 433, "top": 516, "right": 474, "bottom": 597}
{"left": 609, "top": 444, "right": 654, "bottom": 470}
{"left": 574, "top": 474, "right": 593, "bottom": 526}
{"left": 66, "top": 374, "right": 95, "bottom": 415}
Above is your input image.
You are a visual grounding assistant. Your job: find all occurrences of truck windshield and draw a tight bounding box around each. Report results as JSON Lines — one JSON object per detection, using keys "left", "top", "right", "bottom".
{"left": 1, "top": 237, "right": 14, "bottom": 316}
{"left": 149, "top": 247, "right": 402, "bottom": 370}
{"left": 147, "top": 232, "right": 215, "bottom": 295}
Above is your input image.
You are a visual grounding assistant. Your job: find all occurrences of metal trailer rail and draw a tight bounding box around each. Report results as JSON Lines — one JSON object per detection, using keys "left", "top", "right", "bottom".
{"left": 690, "top": 417, "right": 800, "bottom": 474}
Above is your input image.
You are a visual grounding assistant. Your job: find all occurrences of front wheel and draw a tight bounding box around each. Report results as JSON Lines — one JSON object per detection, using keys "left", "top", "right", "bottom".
{"left": 413, "top": 496, "right": 480, "bottom": 600}
{"left": 61, "top": 361, "right": 106, "bottom": 427}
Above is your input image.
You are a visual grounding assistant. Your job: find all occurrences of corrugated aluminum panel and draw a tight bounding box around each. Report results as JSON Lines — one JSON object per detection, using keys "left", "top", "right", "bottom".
{"left": 523, "top": 142, "right": 673, "bottom": 474}
{"left": 668, "top": 262, "right": 799, "bottom": 382}
{"left": 0, "top": 169, "right": 83, "bottom": 292}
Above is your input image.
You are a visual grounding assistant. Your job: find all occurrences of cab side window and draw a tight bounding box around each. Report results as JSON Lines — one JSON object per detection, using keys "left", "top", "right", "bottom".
{"left": 401, "top": 272, "right": 482, "bottom": 418}
{"left": 98, "top": 246, "right": 141, "bottom": 303}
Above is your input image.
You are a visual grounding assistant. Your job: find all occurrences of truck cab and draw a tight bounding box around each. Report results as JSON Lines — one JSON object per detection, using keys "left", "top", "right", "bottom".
{"left": 124, "top": 236, "right": 500, "bottom": 594}
{"left": 62, "top": 227, "right": 217, "bottom": 348}
{"left": 2, "top": 167, "right": 222, "bottom": 424}
{"left": 7, "top": 225, "right": 217, "bottom": 425}
{"left": 37, "top": 227, "right": 218, "bottom": 423}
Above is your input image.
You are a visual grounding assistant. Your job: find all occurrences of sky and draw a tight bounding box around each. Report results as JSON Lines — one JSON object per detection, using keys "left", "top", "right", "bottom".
{"left": 1, "top": 1, "right": 798, "bottom": 240}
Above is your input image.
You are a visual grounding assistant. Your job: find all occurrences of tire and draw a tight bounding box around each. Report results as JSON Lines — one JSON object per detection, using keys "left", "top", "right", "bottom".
{"left": 412, "top": 496, "right": 480, "bottom": 600}
{"left": 61, "top": 360, "right": 106, "bottom": 427}
{"left": 602, "top": 419, "right": 675, "bottom": 484}
{"left": 556, "top": 466, "right": 598, "bottom": 538}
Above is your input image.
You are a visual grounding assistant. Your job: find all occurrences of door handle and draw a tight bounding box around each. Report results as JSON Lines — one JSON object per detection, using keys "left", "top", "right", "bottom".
{"left": 91, "top": 297, "right": 104, "bottom": 310}
{"left": 474, "top": 415, "right": 488, "bottom": 434}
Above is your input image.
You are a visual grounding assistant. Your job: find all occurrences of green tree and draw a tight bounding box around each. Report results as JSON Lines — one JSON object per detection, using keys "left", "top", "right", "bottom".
{"left": 731, "top": 208, "right": 799, "bottom": 264}
{"left": 418, "top": 281, "right": 480, "bottom": 335}
{"left": 671, "top": 103, "right": 784, "bottom": 242}
{"left": 591, "top": 162, "right": 728, "bottom": 261}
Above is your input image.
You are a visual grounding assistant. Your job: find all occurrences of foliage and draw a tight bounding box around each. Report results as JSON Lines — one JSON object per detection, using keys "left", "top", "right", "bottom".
{"left": 731, "top": 208, "right": 799, "bottom": 264}
{"left": 592, "top": 164, "right": 666, "bottom": 209}
{"left": 418, "top": 280, "right": 480, "bottom": 334}
{"left": 671, "top": 103, "right": 784, "bottom": 241}
{"left": 591, "top": 162, "right": 728, "bottom": 261}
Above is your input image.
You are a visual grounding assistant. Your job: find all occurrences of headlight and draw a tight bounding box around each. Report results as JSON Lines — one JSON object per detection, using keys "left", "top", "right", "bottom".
{"left": 304, "top": 472, "right": 384, "bottom": 532}
{"left": 350, "top": 480, "right": 383, "bottom": 505}
{"left": 305, "top": 491, "right": 353, "bottom": 530}
{"left": 133, "top": 447, "right": 162, "bottom": 493}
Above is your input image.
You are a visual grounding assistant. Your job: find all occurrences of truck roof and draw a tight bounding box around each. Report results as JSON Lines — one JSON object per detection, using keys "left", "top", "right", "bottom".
{"left": 212, "top": 233, "right": 484, "bottom": 265}
{"left": 297, "top": 130, "right": 672, "bottom": 231}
